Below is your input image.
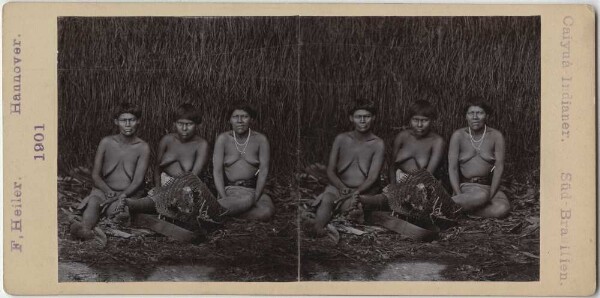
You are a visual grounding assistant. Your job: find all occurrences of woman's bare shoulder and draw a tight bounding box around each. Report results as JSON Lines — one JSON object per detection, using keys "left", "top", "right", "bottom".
{"left": 99, "top": 135, "right": 116, "bottom": 145}
{"left": 335, "top": 132, "right": 352, "bottom": 142}
{"left": 486, "top": 126, "right": 502, "bottom": 134}
{"left": 251, "top": 130, "right": 269, "bottom": 143}
{"left": 396, "top": 129, "right": 411, "bottom": 139}
{"left": 191, "top": 135, "right": 208, "bottom": 145}
{"left": 430, "top": 132, "right": 445, "bottom": 143}
{"left": 217, "top": 131, "right": 232, "bottom": 139}
{"left": 159, "top": 133, "right": 177, "bottom": 142}
{"left": 452, "top": 127, "right": 469, "bottom": 136}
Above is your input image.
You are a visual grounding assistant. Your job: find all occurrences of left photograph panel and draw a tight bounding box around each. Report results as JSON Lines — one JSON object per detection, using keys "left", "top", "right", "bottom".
{"left": 57, "top": 17, "right": 299, "bottom": 282}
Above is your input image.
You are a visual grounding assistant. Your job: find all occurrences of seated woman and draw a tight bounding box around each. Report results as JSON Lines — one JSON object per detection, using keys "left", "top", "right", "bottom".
{"left": 212, "top": 103, "right": 275, "bottom": 222}
{"left": 448, "top": 99, "right": 510, "bottom": 218}
{"left": 154, "top": 103, "right": 209, "bottom": 187}
{"left": 391, "top": 100, "right": 445, "bottom": 183}
{"left": 360, "top": 100, "right": 446, "bottom": 214}
{"left": 116, "top": 103, "right": 211, "bottom": 223}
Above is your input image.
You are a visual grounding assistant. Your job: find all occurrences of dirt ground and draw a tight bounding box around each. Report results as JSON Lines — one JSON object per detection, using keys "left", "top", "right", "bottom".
{"left": 58, "top": 168, "right": 539, "bottom": 282}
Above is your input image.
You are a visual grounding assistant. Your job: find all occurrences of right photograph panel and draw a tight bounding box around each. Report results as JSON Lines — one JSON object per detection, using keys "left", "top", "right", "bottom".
{"left": 298, "top": 16, "right": 540, "bottom": 281}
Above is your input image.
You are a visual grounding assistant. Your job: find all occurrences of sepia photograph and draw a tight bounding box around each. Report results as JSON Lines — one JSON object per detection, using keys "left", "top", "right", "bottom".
{"left": 57, "top": 16, "right": 299, "bottom": 282}
{"left": 4, "top": 2, "right": 598, "bottom": 295}
{"left": 56, "top": 15, "right": 539, "bottom": 282}
{"left": 298, "top": 16, "right": 540, "bottom": 281}
{"left": 296, "top": 16, "right": 540, "bottom": 281}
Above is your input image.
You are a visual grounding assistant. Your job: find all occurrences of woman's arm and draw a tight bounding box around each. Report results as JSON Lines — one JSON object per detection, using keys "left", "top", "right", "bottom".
{"left": 92, "top": 137, "right": 115, "bottom": 195}
{"left": 191, "top": 138, "right": 209, "bottom": 177}
{"left": 212, "top": 134, "right": 227, "bottom": 199}
{"left": 153, "top": 136, "right": 168, "bottom": 187}
{"left": 427, "top": 136, "right": 446, "bottom": 174}
{"left": 254, "top": 135, "right": 270, "bottom": 202}
{"left": 448, "top": 130, "right": 462, "bottom": 195}
{"left": 489, "top": 130, "right": 505, "bottom": 199}
{"left": 389, "top": 133, "right": 402, "bottom": 184}
{"left": 326, "top": 135, "right": 348, "bottom": 191}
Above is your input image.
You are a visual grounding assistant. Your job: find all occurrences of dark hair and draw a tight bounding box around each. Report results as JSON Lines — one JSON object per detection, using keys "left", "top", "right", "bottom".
{"left": 408, "top": 100, "right": 437, "bottom": 120}
{"left": 113, "top": 102, "right": 141, "bottom": 119}
{"left": 348, "top": 100, "right": 377, "bottom": 116}
{"left": 174, "top": 103, "right": 202, "bottom": 124}
{"left": 227, "top": 103, "right": 257, "bottom": 119}
{"left": 463, "top": 97, "right": 493, "bottom": 116}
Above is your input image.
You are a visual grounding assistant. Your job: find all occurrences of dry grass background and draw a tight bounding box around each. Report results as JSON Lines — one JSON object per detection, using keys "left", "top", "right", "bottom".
{"left": 299, "top": 17, "right": 540, "bottom": 179}
{"left": 58, "top": 17, "right": 299, "bottom": 178}
{"left": 58, "top": 16, "right": 539, "bottom": 182}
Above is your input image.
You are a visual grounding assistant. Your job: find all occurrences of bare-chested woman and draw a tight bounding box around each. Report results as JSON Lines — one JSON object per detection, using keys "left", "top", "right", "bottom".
{"left": 212, "top": 104, "right": 275, "bottom": 221}
{"left": 71, "top": 102, "right": 150, "bottom": 240}
{"left": 356, "top": 100, "right": 446, "bottom": 218}
{"left": 307, "top": 102, "right": 385, "bottom": 236}
{"left": 154, "top": 103, "right": 209, "bottom": 187}
{"left": 391, "top": 100, "right": 445, "bottom": 183}
{"left": 113, "top": 103, "right": 210, "bottom": 222}
{"left": 448, "top": 99, "right": 510, "bottom": 218}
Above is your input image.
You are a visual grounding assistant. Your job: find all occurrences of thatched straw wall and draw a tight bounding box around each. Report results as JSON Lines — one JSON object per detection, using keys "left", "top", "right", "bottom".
{"left": 58, "top": 16, "right": 539, "bottom": 180}
{"left": 299, "top": 17, "right": 540, "bottom": 177}
{"left": 58, "top": 17, "right": 299, "bottom": 177}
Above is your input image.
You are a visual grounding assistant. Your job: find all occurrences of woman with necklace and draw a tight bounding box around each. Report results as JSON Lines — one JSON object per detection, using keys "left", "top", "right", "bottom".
{"left": 448, "top": 99, "right": 510, "bottom": 218}
{"left": 212, "top": 104, "right": 275, "bottom": 221}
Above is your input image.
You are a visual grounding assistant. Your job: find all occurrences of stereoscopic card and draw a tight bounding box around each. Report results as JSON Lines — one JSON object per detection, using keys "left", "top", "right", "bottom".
{"left": 2, "top": 3, "right": 595, "bottom": 296}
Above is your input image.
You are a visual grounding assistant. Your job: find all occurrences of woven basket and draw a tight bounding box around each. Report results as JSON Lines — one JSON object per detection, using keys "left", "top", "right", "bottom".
{"left": 148, "top": 172, "right": 223, "bottom": 226}
{"left": 384, "top": 169, "right": 459, "bottom": 225}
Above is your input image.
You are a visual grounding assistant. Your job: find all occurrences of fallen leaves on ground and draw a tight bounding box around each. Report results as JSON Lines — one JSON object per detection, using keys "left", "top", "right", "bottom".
{"left": 58, "top": 165, "right": 539, "bottom": 281}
